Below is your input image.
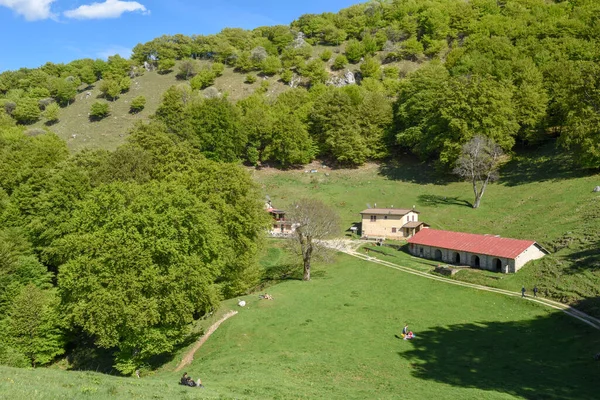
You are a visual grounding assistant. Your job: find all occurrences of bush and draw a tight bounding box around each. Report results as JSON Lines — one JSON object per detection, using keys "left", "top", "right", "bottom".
{"left": 261, "top": 56, "right": 282, "bottom": 76}
{"left": 280, "top": 69, "right": 293, "bottom": 84}
{"left": 360, "top": 56, "right": 381, "bottom": 78}
{"left": 129, "top": 96, "right": 146, "bottom": 113}
{"left": 320, "top": 49, "right": 333, "bottom": 62}
{"left": 332, "top": 55, "right": 348, "bottom": 70}
{"left": 119, "top": 77, "right": 131, "bottom": 93}
{"left": 257, "top": 80, "right": 270, "bottom": 94}
{"left": 212, "top": 62, "right": 225, "bottom": 77}
{"left": 245, "top": 74, "right": 257, "bottom": 84}
{"left": 190, "top": 69, "right": 216, "bottom": 90}
{"left": 12, "top": 98, "right": 41, "bottom": 124}
{"left": 99, "top": 79, "right": 121, "bottom": 100}
{"left": 89, "top": 101, "right": 109, "bottom": 121}
{"left": 44, "top": 102, "right": 60, "bottom": 124}
{"left": 157, "top": 58, "right": 176, "bottom": 74}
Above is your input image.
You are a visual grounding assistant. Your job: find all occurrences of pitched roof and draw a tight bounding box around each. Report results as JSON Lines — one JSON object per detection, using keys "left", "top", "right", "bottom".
{"left": 407, "top": 229, "right": 541, "bottom": 259}
{"left": 360, "top": 208, "right": 419, "bottom": 215}
{"left": 402, "top": 221, "right": 428, "bottom": 229}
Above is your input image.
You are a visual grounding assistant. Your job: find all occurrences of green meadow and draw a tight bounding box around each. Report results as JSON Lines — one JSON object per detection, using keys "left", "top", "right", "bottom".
{"left": 2, "top": 251, "right": 599, "bottom": 399}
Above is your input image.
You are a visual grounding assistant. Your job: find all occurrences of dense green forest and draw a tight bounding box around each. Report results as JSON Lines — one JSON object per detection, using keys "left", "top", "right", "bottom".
{"left": 1, "top": 0, "right": 600, "bottom": 375}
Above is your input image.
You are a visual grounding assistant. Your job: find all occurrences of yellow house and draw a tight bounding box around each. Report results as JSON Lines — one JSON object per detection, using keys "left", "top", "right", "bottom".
{"left": 359, "top": 208, "right": 427, "bottom": 240}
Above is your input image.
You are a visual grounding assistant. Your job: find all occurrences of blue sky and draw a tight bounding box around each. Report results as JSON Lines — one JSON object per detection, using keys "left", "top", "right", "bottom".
{"left": 0, "top": 0, "right": 362, "bottom": 72}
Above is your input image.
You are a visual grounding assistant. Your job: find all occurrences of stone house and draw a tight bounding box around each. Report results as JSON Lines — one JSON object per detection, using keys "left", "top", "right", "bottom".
{"left": 359, "top": 208, "right": 428, "bottom": 240}
{"left": 266, "top": 202, "right": 296, "bottom": 236}
{"left": 407, "top": 228, "right": 549, "bottom": 273}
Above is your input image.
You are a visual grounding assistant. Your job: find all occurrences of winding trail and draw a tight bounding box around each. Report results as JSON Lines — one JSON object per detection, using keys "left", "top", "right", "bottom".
{"left": 324, "top": 240, "right": 600, "bottom": 331}
{"left": 175, "top": 310, "right": 238, "bottom": 372}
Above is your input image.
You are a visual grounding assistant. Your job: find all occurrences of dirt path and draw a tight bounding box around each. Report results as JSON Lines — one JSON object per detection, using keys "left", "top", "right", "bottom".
{"left": 175, "top": 310, "right": 238, "bottom": 372}
{"left": 324, "top": 242, "right": 600, "bottom": 331}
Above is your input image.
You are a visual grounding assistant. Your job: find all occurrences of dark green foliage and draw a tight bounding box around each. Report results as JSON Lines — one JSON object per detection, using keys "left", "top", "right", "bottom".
{"left": 89, "top": 102, "right": 109, "bottom": 121}
{"left": 129, "top": 96, "right": 146, "bottom": 114}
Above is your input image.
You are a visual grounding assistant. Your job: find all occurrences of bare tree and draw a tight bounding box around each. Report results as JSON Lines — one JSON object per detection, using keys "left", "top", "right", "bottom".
{"left": 453, "top": 136, "right": 504, "bottom": 209}
{"left": 288, "top": 198, "right": 341, "bottom": 281}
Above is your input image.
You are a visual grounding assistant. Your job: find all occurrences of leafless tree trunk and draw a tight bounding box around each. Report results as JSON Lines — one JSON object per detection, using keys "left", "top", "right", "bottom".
{"left": 288, "top": 198, "right": 341, "bottom": 281}
{"left": 453, "top": 136, "right": 504, "bottom": 209}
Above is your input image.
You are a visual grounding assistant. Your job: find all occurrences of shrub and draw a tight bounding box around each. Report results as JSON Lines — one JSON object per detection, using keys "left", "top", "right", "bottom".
{"left": 245, "top": 74, "right": 257, "bottom": 84}
{"left": 12, "top": 98, "right": 41, "bottom": 124}
{"left": 212, "top": 62, "right": 225, "bottom": 77}
{"left": 332, "top": 55, "right": 348, "bottom": 70}
{"left": 44, "top": 102, "right": 60, "bottom": 124}
{"left": 157, "top": 58, "right": 176, "bottom": 74}
{"left": 280, "top": 69, "right": 293, "bottom": 84}
{"left": 119, "top": 77, "right": 131, "bottom": 93}
{"left": 320, "top": 49, "right": 333, "bottom": 62}
{"left": 261, "top": 56, "right": 282, "bottom": 76}
{"left": 190, "top": 69, "right": 216, "bottom": 90}
{"left": 89, "top": 101, "right": 109, "bottom": 121}
{"left": 129, "top": 96, "right": 146, "bottom": 113}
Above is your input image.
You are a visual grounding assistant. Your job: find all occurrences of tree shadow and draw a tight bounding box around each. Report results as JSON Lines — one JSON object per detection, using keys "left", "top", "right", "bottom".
{"left": 499, "top": 141, "right": 595, "bottom": 187}
{"left": 563, "top": 241, "right": 600, "bottom": 275}
{"left": 400, "top": 313, "right": 600, "bottom": 399}
{"left": 378, "top": 155, "right": 454, "bottom": 185}
{"left": 417, "top": 194, "right": 473, "bottom": 208}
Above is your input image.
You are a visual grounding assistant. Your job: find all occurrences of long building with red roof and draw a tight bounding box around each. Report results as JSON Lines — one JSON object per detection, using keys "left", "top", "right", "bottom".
{"left": 407, "top": 228, "right": 548, "bottom": 273}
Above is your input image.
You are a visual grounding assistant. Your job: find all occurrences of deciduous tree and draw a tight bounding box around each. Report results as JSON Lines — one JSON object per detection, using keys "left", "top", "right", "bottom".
{"left": 288, "top": 198, "right": 340, "bottom": 281}
{"left": 453, "top": 136, "right": 503, "bottom": 209}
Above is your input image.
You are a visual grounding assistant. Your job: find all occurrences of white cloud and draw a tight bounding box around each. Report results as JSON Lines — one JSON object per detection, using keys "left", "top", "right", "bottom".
{"left": 64, "top": 0, "right": 148, "bottom": 20}
{"left": 0, "top": 0, "right": 56, "bottom": 21}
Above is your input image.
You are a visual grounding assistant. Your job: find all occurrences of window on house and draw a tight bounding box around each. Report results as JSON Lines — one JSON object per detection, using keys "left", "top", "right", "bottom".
{"left": 370, "top": 215, "right": 376, "bottom": 222}
{"left": 391, "top": 227, "right": 397, "bottom": 233}
{"left": 384, "top": 215, "right": 387, "bottom": 220}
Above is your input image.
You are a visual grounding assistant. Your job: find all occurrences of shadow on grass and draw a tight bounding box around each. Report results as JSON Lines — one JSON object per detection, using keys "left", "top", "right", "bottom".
{"left": 564, "top": 241, "right": 600, "bottom": 274}
{"left": 499, "top": 142, "right": 594, "bottom": 187}
{"left": 378, "top": 155, "right": 454, "bottom": 185}
{"left": 66, "top": 330, "right": 203, "bottom": 375}
{"left": 400, "top": 313, "right": 600, "bottom": 399}
{"left": 417, "top": 194, "right": 473, "bottom": 208}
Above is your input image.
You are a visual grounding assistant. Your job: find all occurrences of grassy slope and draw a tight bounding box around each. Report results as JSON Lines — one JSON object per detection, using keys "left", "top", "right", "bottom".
{"left": 253, "top": 143, "right": 600, "bottom": 312}
{"left": 2, "top": 252, "right": 599, "bottom": 399}
{"left": 30, "top": 60, "right": 292, "bottom": 153}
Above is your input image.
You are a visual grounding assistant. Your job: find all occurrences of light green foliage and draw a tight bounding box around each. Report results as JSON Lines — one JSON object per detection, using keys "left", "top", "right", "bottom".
{"left": 211, "top": 62, "right": 225, "bottom": 77}
{"left": 157, "top": 58, "right": 175, "bottom": 74}
{"left": 6, "top": 285, "right": 64, "bottom": 367}
{"left": 300, "top": 59, "right": 328, "bottom": 85}
{"left": 182, "top": 97, "right": 246, "bottom": 162}
{"left": 119, "top": 77, "right": 131, "bottom": 93}
{"left": 310, "top": 85, "right": 392, "bottom": 165}
{"left": 260, "top": 56, "right": 282, "bottom": 76}
{"left": 320, "top": 49, "right": 333, "bottom": 62}
{"left": 190, "top": 68, "right": 216, "bottom": 90}
{"left": 402, "top": 37, "right": 424, "bottom": 61}
{"left": 56, "top": 181, "right": 224, "bottom": 373}
{"left": 332, "top": 54, "right": 348, "bottom": 70}
{"left": 560, "top": 61, "right": 600, "bottom": 168}
{"left": 99, "top": 79, "right": 121, "bottom": 100}
{"left": 245, "top": 74, "right": 257, "bottom": 84}
{"left": 177, "top": 59, "right": 197, "bottom": 80}
{"left": 235, "top": 51, "right": 254, "bottom": 72}
{"left": 43, "top": 102, "right": 59, "bottom": 124}
{"left": 345, "top": 39, "right": 364, "bottom": 63}
{"left": 361, "top": 33, "right": 379, "bottom": 55}
{"left": 89, "top": 102, "right": 109, "bottom": 121}
{"left": 360, "top": 56, "right": 381, "bottom": 78}
{"left": 129, "top": 96, "right": 146, "bottom": 113}
{"left": 279, "top": 69, "right": 294, "bottom": 84}
{"left": 12, "top": 98, "right": 41, "bottom": 124}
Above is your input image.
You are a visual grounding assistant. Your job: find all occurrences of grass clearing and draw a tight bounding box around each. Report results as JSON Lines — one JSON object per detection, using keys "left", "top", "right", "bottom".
{"left": 4, "top": 252, "right": 597, "bottom": 399}
{"left": 253, "top": 143, "right": 600, "bottom": 315}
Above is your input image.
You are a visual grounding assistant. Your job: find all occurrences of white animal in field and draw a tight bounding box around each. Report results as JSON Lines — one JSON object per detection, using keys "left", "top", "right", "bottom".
{"left": 238, "top": 300, "right": 246, "bottom": 307}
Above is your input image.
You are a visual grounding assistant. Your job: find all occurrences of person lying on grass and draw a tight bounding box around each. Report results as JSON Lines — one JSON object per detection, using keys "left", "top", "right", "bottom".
{"left": 180, "top": 372, "right": 204, "bottom": 388}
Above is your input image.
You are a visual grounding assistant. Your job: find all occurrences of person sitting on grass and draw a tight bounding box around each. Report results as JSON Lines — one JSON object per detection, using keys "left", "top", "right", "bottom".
{"left": 404, "top": 331, "right": 415, "bottom": 340}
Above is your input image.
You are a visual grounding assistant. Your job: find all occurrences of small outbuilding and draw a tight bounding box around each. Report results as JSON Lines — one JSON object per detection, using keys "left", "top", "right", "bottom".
{"left": 360, "top": 208, "right": 428, "bottom": 240}
{"left": 407, "top": 228, "right": 549, "bottom": 273}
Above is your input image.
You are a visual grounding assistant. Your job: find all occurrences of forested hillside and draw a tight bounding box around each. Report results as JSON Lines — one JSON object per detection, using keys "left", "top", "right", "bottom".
{"left": 2, "top": 0, "right": 600, "bottom": 168}
{"left": 1, "top": 0, "right": 600, "bottom": 377}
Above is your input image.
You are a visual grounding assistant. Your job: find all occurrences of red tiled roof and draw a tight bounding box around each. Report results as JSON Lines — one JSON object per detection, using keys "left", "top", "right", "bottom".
{"left": 407, "top": 229, "right": 538, "bottom": 259}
